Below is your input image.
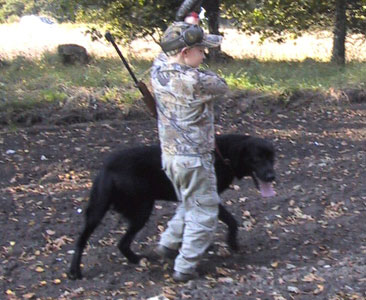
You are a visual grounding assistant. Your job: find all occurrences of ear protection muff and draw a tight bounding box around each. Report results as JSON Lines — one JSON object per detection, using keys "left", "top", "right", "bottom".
{"left": 182, "top": 25, "right": 204, "bottom": 46}
{"left": 161, "top": 25, "right": 204, "bottom": 53}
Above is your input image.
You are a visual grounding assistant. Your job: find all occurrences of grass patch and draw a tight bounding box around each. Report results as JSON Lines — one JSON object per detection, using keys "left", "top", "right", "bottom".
{"left": 1, "top": 52, "right": 365, "bottom": 116}
{"left": 210, "top": 59, "right": 366, "bottom": 93}
{"left": 0, "top": 53, "right": 149, "bottom": 109}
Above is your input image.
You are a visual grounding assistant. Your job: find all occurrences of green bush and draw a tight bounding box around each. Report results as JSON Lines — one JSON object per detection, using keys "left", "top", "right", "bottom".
{"left": 0, "top": 0, "right": 77, "bottom": 23}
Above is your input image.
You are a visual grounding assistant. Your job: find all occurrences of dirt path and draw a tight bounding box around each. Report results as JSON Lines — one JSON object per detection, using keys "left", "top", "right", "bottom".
{"left": 1, "top": 97, "right": 366, "bottom": 299}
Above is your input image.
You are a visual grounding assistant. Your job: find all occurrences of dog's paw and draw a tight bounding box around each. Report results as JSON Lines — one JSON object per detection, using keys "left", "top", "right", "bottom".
{"left": 119, "top": 246, "right": 143, "bottom": 264}
{"left": 67, "top": 269, "right": 83, "bottom": 280}
{"left": 228, "top": 238, "right": 239, "bottom": 252}
{"left": 126, "top": 253, "right": 142, "bottom": 264}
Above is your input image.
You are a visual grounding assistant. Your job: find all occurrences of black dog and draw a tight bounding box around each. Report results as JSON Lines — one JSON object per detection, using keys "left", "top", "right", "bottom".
{"left": 68, "top": 134, "right": 275, "bottom": 279}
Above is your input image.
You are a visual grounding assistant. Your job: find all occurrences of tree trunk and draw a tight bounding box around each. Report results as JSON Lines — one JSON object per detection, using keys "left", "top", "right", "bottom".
{"left": 202, "top": 0, "right": 221, "bottom": 60}
{"left": 331, "top": 0, "right": 347, "bottom": 65}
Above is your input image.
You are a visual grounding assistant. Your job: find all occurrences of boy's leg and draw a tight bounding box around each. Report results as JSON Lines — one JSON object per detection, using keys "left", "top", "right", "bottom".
{"left": 158, "top": 154, "right": 186, "bottom": 251}
{"left": 173, "top": 155, "right": 220, "bottom": 275}
{"left": 173, "top": 198, "right": 219, "bottom": 275}
{"left": 159, "top": 202, "right": 185, "bottom": 250}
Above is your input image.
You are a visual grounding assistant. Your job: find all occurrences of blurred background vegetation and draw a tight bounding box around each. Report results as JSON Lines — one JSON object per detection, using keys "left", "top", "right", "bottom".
{"left": 1, "top": 0, "right": 366, "bottom": 63}
{"left": 0, "top": 0, "right": 365, "bottom": 125}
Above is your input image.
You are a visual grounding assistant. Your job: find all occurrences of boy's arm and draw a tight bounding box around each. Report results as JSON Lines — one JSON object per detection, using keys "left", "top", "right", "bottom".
{"left": 198, "top": 69, "right": 229, "bottom": 96}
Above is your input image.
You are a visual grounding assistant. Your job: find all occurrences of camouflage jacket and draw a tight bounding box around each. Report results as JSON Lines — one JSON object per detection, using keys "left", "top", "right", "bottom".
{"left": 151, "top": 53, "right": 228, "bottom": 156}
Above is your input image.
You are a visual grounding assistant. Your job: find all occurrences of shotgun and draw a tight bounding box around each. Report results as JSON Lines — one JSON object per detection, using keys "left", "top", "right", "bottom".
{"left": 105, "top": 32, "right": 157, "bottom": 118}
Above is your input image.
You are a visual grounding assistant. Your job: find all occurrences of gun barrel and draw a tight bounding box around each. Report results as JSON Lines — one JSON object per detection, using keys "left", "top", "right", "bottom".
{"left": 105, "top": 32, "right": 139, "bottom": 84}
{"left": 105, "top": 32, "right": 157, "bottom": 118}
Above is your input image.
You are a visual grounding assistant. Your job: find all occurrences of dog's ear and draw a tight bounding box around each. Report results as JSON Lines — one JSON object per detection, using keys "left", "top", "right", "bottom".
{"left": 258, "top": 139, "right": 275, "bottom": 161}
{"left": 229, "top": 137, "right": 253, "bottom": 177}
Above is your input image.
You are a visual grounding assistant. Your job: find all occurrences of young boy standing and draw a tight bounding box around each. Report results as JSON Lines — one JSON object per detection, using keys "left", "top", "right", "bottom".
{"left": 151, "top": 22, "right": 228, "bottom": 282}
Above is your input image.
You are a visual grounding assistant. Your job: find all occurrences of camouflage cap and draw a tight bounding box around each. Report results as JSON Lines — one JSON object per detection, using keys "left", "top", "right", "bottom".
{"left": 160, "top": 22, "right": 222, "bottom": 56}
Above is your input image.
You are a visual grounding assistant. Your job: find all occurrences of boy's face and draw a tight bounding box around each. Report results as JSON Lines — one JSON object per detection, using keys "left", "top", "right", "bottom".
{"left": 182, "top": 46, "right": 206, "bottom": 68}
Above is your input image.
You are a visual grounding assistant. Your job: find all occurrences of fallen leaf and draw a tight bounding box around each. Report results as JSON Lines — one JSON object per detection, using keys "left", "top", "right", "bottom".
{"left": 216, "top": 267, "right": 231, "bottom": 276}
{"left": 218, "top": 277, "right": 234, "bottom": 284}
{"left": 233, "top": 185, "right": 240, "bottom": 190}
{"left": 35, "top": 266, "right": 44, "bottom": 273}
{"left": 314, "top": 284, "right": 324, "bottom": 295}
{"left": 302, "top": 273, "right": 316, "bottom": 282}
{"left": 147, "top": 295, "right": 169, "bottom": 300}
{"left": 124, "top": 281, "right": 134, "bottom": 288}
{"left": 243, "top": 210, "right": 251, "bottom": 217}
{"left": 302, "top": 273, "right": 325, "bottom": 282}
{"left": 163, "top": 287, "right": 176, "bottom": 295}
{"left": 274, "top": 295, "right": 287, "bottom": 300}
{"left": 288, "top": 286, "right": 300, "bottom": 294}
{"left": 23, "top": 293, "right": 36, "bottom": 299}
{"left": 163, "top": 287, "right": 177, "bottom": 300}
{"left": 46, "top": 229, "right": 55, "bottom": 235}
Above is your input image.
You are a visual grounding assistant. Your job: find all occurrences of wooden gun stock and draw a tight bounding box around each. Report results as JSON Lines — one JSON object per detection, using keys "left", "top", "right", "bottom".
{"left": 136, "top": 81, "right": 157, "bottom": 118}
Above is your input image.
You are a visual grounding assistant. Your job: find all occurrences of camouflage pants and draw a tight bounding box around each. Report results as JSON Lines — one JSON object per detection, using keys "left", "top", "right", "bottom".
{"left": 160, "top": 153, "right": 221, "bottom": 275}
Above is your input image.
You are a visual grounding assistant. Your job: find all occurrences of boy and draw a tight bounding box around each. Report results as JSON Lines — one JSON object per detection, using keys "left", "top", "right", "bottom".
{"left": 151, "top": 22, "right": 228, "bottom": 282}
{"left": 152, "top": 11, "right": 200, "bottom": 71}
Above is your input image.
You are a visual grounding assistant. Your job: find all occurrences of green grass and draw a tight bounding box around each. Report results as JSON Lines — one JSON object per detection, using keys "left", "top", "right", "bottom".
{"left": 0, "top": 53, "right": 149, "bottom": 110}
{"left": 1, "top": 53, "right": 365, "bottom": 113}
{"left": 210, "top": 59, "right": 366, "bottom": 93}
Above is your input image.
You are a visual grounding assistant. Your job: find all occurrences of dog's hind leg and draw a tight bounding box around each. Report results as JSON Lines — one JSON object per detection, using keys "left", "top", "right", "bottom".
{"left": 68, "top": 197, "right": 110, "bottom": 279}
{"left": 117, "top": 203, "right": 154, "bottom": 264}
{"left": 218, "top": 204, "right": 239, "bottom": 251}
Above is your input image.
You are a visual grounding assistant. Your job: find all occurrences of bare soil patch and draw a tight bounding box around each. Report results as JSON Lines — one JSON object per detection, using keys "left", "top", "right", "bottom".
{"left": 1, "top": 93, "right": 366, "bottom": 299}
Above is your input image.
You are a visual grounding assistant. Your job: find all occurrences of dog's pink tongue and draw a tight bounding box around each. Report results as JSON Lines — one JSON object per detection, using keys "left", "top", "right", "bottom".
{"left": 259, "top": 180, "right": 276, "bottom": 197}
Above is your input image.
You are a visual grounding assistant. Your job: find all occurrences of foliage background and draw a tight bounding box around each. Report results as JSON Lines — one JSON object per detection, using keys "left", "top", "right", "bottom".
{"left": 0, "top": 0, "right": 365, "bottom": 123}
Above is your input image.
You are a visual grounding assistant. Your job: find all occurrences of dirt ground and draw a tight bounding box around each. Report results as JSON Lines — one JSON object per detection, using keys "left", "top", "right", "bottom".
{"left": 1, "top": 91, "right": 366, "bottom": 300}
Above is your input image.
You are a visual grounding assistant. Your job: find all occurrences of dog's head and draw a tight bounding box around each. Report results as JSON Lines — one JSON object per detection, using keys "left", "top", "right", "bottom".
{"left": 236, "top": 137, "right": 276, "bottom": 197}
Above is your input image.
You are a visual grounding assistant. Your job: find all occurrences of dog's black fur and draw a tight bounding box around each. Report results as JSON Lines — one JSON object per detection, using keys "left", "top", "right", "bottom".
{"left": 68, "top": 134, "right": 275, "bottom": 279}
